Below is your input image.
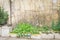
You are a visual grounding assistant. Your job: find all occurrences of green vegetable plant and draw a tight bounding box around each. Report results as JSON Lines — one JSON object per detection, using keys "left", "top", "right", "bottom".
{"left": 0, "top": 7, "right": 8, "bottom": 25}
{"left": 12, "top": 22, "right": 39, "bottom": 37}
{"left": 51, "top": 20, "right": 60, "bottom": 33}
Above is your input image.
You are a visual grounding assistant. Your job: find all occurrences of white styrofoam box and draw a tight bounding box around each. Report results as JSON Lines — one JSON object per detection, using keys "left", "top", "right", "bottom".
{"left": 0, "top": 27, "right": 2, "bottom": 36}
{"left": 1, "top": 25, "right": 11, "bottom": 37}
{"left": 8, "top": 26, "right": 12, "bottom": 32}
{"left": 55, "top": 33, "right": 60, "bottom": 39}
{"left": 41, "top": 34, "right": 54, "bottom": 39}
{"left": 31, "top": 34, "right": 41, "bottom": 39}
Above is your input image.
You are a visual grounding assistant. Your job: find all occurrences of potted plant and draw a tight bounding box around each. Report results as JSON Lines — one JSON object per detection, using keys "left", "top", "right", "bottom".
{"left": 11, "top": 22, "right": 40, "bottom": 38}
{"left": 0, "top": 7, "right": 9, "bottom": 37}
{"left": 51, "top": 19, "right": 60, "bottom": 39}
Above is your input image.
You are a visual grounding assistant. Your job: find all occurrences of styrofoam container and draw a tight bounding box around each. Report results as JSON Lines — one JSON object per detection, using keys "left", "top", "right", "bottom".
{"left": 1, "top": 25, "right": 12, "bottom": 37}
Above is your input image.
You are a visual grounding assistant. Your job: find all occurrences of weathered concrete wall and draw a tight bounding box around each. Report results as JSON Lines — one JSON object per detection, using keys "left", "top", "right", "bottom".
{"left": 0, "top": 0, "right": 60, "bottom": 26}
{"left": 11, "top": 0, "right": 60, "bottom": 26}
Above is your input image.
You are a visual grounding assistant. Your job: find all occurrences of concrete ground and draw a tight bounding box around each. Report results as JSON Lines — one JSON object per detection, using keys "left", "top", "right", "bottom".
{"left": 0, "top": 37, "right": 60, "bottom": 40}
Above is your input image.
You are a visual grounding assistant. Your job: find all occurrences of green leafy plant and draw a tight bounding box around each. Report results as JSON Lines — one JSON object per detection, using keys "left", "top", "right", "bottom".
{"left": 12, "top": 22, "right": 39, "bottom": 37}
{"left": 0, "top": 7, "right": 8, "bottom": 25}
{"left": 37, "top": 25, "right": 50, "bottom": 33}
{"left": 51, "top": 20, "right": 60, "bottom": 33}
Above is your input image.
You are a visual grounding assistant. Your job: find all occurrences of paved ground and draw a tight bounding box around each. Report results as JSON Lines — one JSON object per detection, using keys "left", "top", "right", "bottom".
{"left": 0, "top": 37, "right": 60, "bottom": 40}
